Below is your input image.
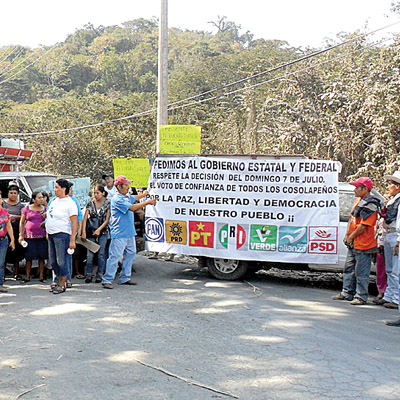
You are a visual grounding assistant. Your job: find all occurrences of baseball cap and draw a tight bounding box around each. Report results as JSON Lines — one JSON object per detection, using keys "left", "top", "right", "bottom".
{"left": 383, "top": 171, "right": 400, "bottom": 185}
{"left": 349, "top": 177, "right": 373, "bottom": 190}
{"left": 102, "top": 174, "right": 114, "bottom": 180}
{"left": 114, "top": 176, "right": 132, "bottom": 186}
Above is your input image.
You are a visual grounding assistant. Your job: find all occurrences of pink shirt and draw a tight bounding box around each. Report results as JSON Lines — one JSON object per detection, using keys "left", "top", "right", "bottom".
{"left": 22, "top": 206, "right": 46, "bottom": 239}
{"left": 0, "top": 208, "right": 10, "bottom": 237}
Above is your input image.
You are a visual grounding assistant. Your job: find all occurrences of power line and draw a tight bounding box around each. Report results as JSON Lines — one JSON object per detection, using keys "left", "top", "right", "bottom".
{"left": 0, "top": 46, "right": 19, "bottom": 65}
{"left": 0, "top": 44, "right": 59, "bottom": 85}
{"left": 0, "top": 108, "right": 156, "bottom": 136}
{"left": 168, "top": 37, "right": 394, "bottom": 113}
{"left": 0, "top": 47, "right": 26, "bottom": 75}
{"left": 0, "top": 47, "right": 41, "bottom": 79}
{"left": 0, "top": 21, "right": 398, "bottom": 137}
{"left": 166, "top": 20, "right": 400, "bottom": 109}
{"left": 1, "top": 37, "right": 388, "bottom": 137}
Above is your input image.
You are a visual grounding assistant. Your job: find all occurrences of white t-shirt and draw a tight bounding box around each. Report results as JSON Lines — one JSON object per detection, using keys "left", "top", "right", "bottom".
{"left": 45, "top": 197, "right": 78, "bottom": 235}
{"left": 105, "top": 185, "right": 118, "bottom": 198}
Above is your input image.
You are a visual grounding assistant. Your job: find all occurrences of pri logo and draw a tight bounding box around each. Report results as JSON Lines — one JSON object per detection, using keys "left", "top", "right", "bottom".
{"left": 165, "top": 220, "right": 187, "bottom": 245}
{"left": 189, "top": 221, "right": 214, "bottom": 248}
{"left": 249, "top": 225, "right": 277, "bottom": 251}
{"left": 278, "top": 226, "right": 307, "bottom": 253}
{"left": 145, "top": 217, "right": 164, "bottom": 242}
{"left": 217, "top": 224, "right": 248, "bottom": 250}
{"left": 308, "top": 226, "right": 338, "bottom": 254}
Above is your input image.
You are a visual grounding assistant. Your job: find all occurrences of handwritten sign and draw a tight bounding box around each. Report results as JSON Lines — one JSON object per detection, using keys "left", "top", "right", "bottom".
{"left": 159, "top": 125, "right": 201, "bottom": 154}
{"left": 48, "top": 177, "right": 91, "bottom": 209}
{"left": 112, "top": 158, "right": 150, "bottom": 188}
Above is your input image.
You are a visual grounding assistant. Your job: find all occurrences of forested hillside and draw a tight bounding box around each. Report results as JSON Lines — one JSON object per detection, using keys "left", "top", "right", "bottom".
{"left": 0, "top": 16, "right": 400, "bottom": 184}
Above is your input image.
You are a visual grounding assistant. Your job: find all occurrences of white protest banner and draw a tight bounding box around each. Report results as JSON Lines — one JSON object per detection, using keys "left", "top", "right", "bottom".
{"left": 145, "top": 155, "right": 340, "bottom": 264}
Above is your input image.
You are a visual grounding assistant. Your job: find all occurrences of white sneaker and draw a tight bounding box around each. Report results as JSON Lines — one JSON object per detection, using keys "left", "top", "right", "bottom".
{"left": 0, "top": 285, "right": 8, "bottom": 293}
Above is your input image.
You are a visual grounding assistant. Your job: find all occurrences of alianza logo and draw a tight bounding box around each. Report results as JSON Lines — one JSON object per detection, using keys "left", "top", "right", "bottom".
{"left": 278, "top": 226, "right": 307, "bottom": 253}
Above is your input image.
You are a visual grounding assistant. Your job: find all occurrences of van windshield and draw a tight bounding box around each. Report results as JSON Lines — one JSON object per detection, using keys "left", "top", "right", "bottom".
{"left": 25, "top": 175, "right": 57, "bottom": 193}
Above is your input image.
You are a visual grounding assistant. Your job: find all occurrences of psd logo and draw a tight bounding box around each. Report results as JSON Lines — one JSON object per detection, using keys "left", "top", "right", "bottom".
{"left": 249, "top": 225, "right": 277, "bottom": 252}
{"left": 165, "top": 220, "right": 187, "bottom": 245}
{"left": 217, "top": 224, "right": 248, "bottom": 250}
{"left": 278, "top": 226, "right": 307, "bottom": 253}
{"left": 145, "top": 217, "right": 164, "bottom": 242}
{"left": 189, "top": 221, "right": 214, "bottom": 248}
{"left": 308, "top": 226, "right": 338, "bottom": 254}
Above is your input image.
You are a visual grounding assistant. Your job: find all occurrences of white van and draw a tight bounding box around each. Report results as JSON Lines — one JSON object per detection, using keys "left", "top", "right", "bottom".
{"left": 0, "top": 171, "right": 57, "bottom": 202}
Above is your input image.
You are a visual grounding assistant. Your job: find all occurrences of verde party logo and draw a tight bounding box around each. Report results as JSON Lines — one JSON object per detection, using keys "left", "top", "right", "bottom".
{"left": 278, "top": 226, "right": 307, "bottom": 253}
{"left": 249, "top": 225, "right": 277, "bottom": 251}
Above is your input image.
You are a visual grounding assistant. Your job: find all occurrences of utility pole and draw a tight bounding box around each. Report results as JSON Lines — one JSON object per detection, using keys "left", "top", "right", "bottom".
{"left": 156, "top": 0, "right": 168, "bottom": 154}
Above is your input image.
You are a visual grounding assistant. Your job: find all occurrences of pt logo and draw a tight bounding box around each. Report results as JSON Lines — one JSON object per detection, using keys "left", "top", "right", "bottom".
{"left": 249, "top": 225, "right": 277, "bottom": 251}
{"left": 278, "top": 226, "right": 307, "bottom": 253}
{"left": 308, "top": 227, "right": 338, "bottom": 254}
{"left": 165, "top": 220, "right": 187, "bottom": 245}
{"left": 145, "top": 217, "right": 164, "bottom": 242}
{"left": 189, "top": 221, "right": 214, "bottom": 248}
{"left": 217, "top": 224, "right": 248, "bottom": 250}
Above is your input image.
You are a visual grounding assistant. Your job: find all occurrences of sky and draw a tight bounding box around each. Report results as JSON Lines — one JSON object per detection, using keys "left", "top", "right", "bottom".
{"left": 0, "top": 0, "right": 399, "bottom": 49}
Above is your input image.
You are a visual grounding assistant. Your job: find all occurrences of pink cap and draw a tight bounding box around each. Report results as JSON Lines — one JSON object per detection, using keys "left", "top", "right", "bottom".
{"left": 350, "top": 177, "right": 373, "bottom": 190}
{"left": 114, "top": 176, "right": 132, "bottom": 186}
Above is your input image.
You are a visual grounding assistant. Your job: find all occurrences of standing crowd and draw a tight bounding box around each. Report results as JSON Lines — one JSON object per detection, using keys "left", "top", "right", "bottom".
{"left": 0, "top": 175, "right": 156, "bottom": 295}
{"left": 0, "top": 171, "right": 399, "bottom": 328}
{"left": 333, "top": 174, "right": 400, "bottom": 327}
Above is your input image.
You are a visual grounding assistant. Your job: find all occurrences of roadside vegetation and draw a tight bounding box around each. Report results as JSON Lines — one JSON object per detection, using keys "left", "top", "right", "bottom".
{"left": 1, "top": 9, "right": 400, "bottom": 186}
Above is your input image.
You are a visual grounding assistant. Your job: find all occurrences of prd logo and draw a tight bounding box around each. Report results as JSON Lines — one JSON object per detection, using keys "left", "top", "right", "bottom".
{"left": 189, "top": 221, "right": 214, "bottom": 248}
{"left": 278, "top": 226, "right": 307, "bottom": 253}
{"left": 145, "top": 217, "right": 164, "bottom": 242}
{"left": 249, "top": 225, "right": 277, "bottom": 251}
{"left": 217, "top": 224, "right": 248, "bottom": 250}
{"left": 165, "top": 220, "right": 187, "bottom": 245}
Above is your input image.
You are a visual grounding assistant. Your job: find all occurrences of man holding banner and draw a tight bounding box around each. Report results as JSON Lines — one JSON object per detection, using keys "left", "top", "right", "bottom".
{"left": 102, "top": 176, "right": 157, "bottom": 289}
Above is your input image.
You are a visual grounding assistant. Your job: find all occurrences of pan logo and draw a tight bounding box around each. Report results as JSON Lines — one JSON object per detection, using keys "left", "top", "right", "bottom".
{"left": 217, "top": 224, "right": 248, "bottom": 250}
{"left": 145, "top": 217, "right": 164, "bottom": 242}
{"left": 278, "top": 226, "right": 307, "bottom": 253}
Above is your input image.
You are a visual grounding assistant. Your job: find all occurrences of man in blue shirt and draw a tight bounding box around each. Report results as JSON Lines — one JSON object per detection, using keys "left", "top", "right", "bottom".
{"left": 102, "top": 176, "right": 157, "bottom": 289}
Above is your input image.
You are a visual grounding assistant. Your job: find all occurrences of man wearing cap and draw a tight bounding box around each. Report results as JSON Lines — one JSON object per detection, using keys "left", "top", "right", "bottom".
{"left": 379, "top": 171, "right": 400, "bottom": 326}
{"left": 333, "top": 177, "right": 381, "bottom": 305}
{"left": 102, "top": 176, "right": 157, "bottom": 289}
{"left": 102, "top": 174, "right": 118, "bottom": 198}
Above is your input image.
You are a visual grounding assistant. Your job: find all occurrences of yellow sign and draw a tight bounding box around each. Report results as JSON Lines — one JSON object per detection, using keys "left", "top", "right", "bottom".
{"left": 165, "top": 220, "right": 187, "bottom": 245}
{"left": 112, "top": 158, "right": 150, "bottom": 188}
{"left": 159, "top": 125, "right": 201, "bottom": 154}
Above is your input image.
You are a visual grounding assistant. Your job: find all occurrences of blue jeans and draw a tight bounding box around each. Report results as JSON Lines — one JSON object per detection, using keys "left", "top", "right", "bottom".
{"left": 102, "top": 237, "right": 136, "bottom": 284}
{"left": 341, "top": 248, "right": 372, "bottom": 302}
{"left": 0, "top": 236, "right": 9, "bottom": 285}
{"left": 48, "top": 233, "right": 71, "bottom": 278}
{"left": 383, "top": 232, "right": 399, "bottom": 304}
{"left": 86, "top": 234, "right": 108, "bottom": 278}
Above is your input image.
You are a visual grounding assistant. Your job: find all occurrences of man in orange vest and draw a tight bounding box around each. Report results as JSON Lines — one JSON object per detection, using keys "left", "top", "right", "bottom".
{"left": 333, "top": 177, "right": 381, "bottom": 305}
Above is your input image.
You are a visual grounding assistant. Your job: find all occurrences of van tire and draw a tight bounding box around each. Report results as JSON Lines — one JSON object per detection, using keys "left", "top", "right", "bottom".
{"left": 207, "top": 257, "right": 248, "bottom": 280}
